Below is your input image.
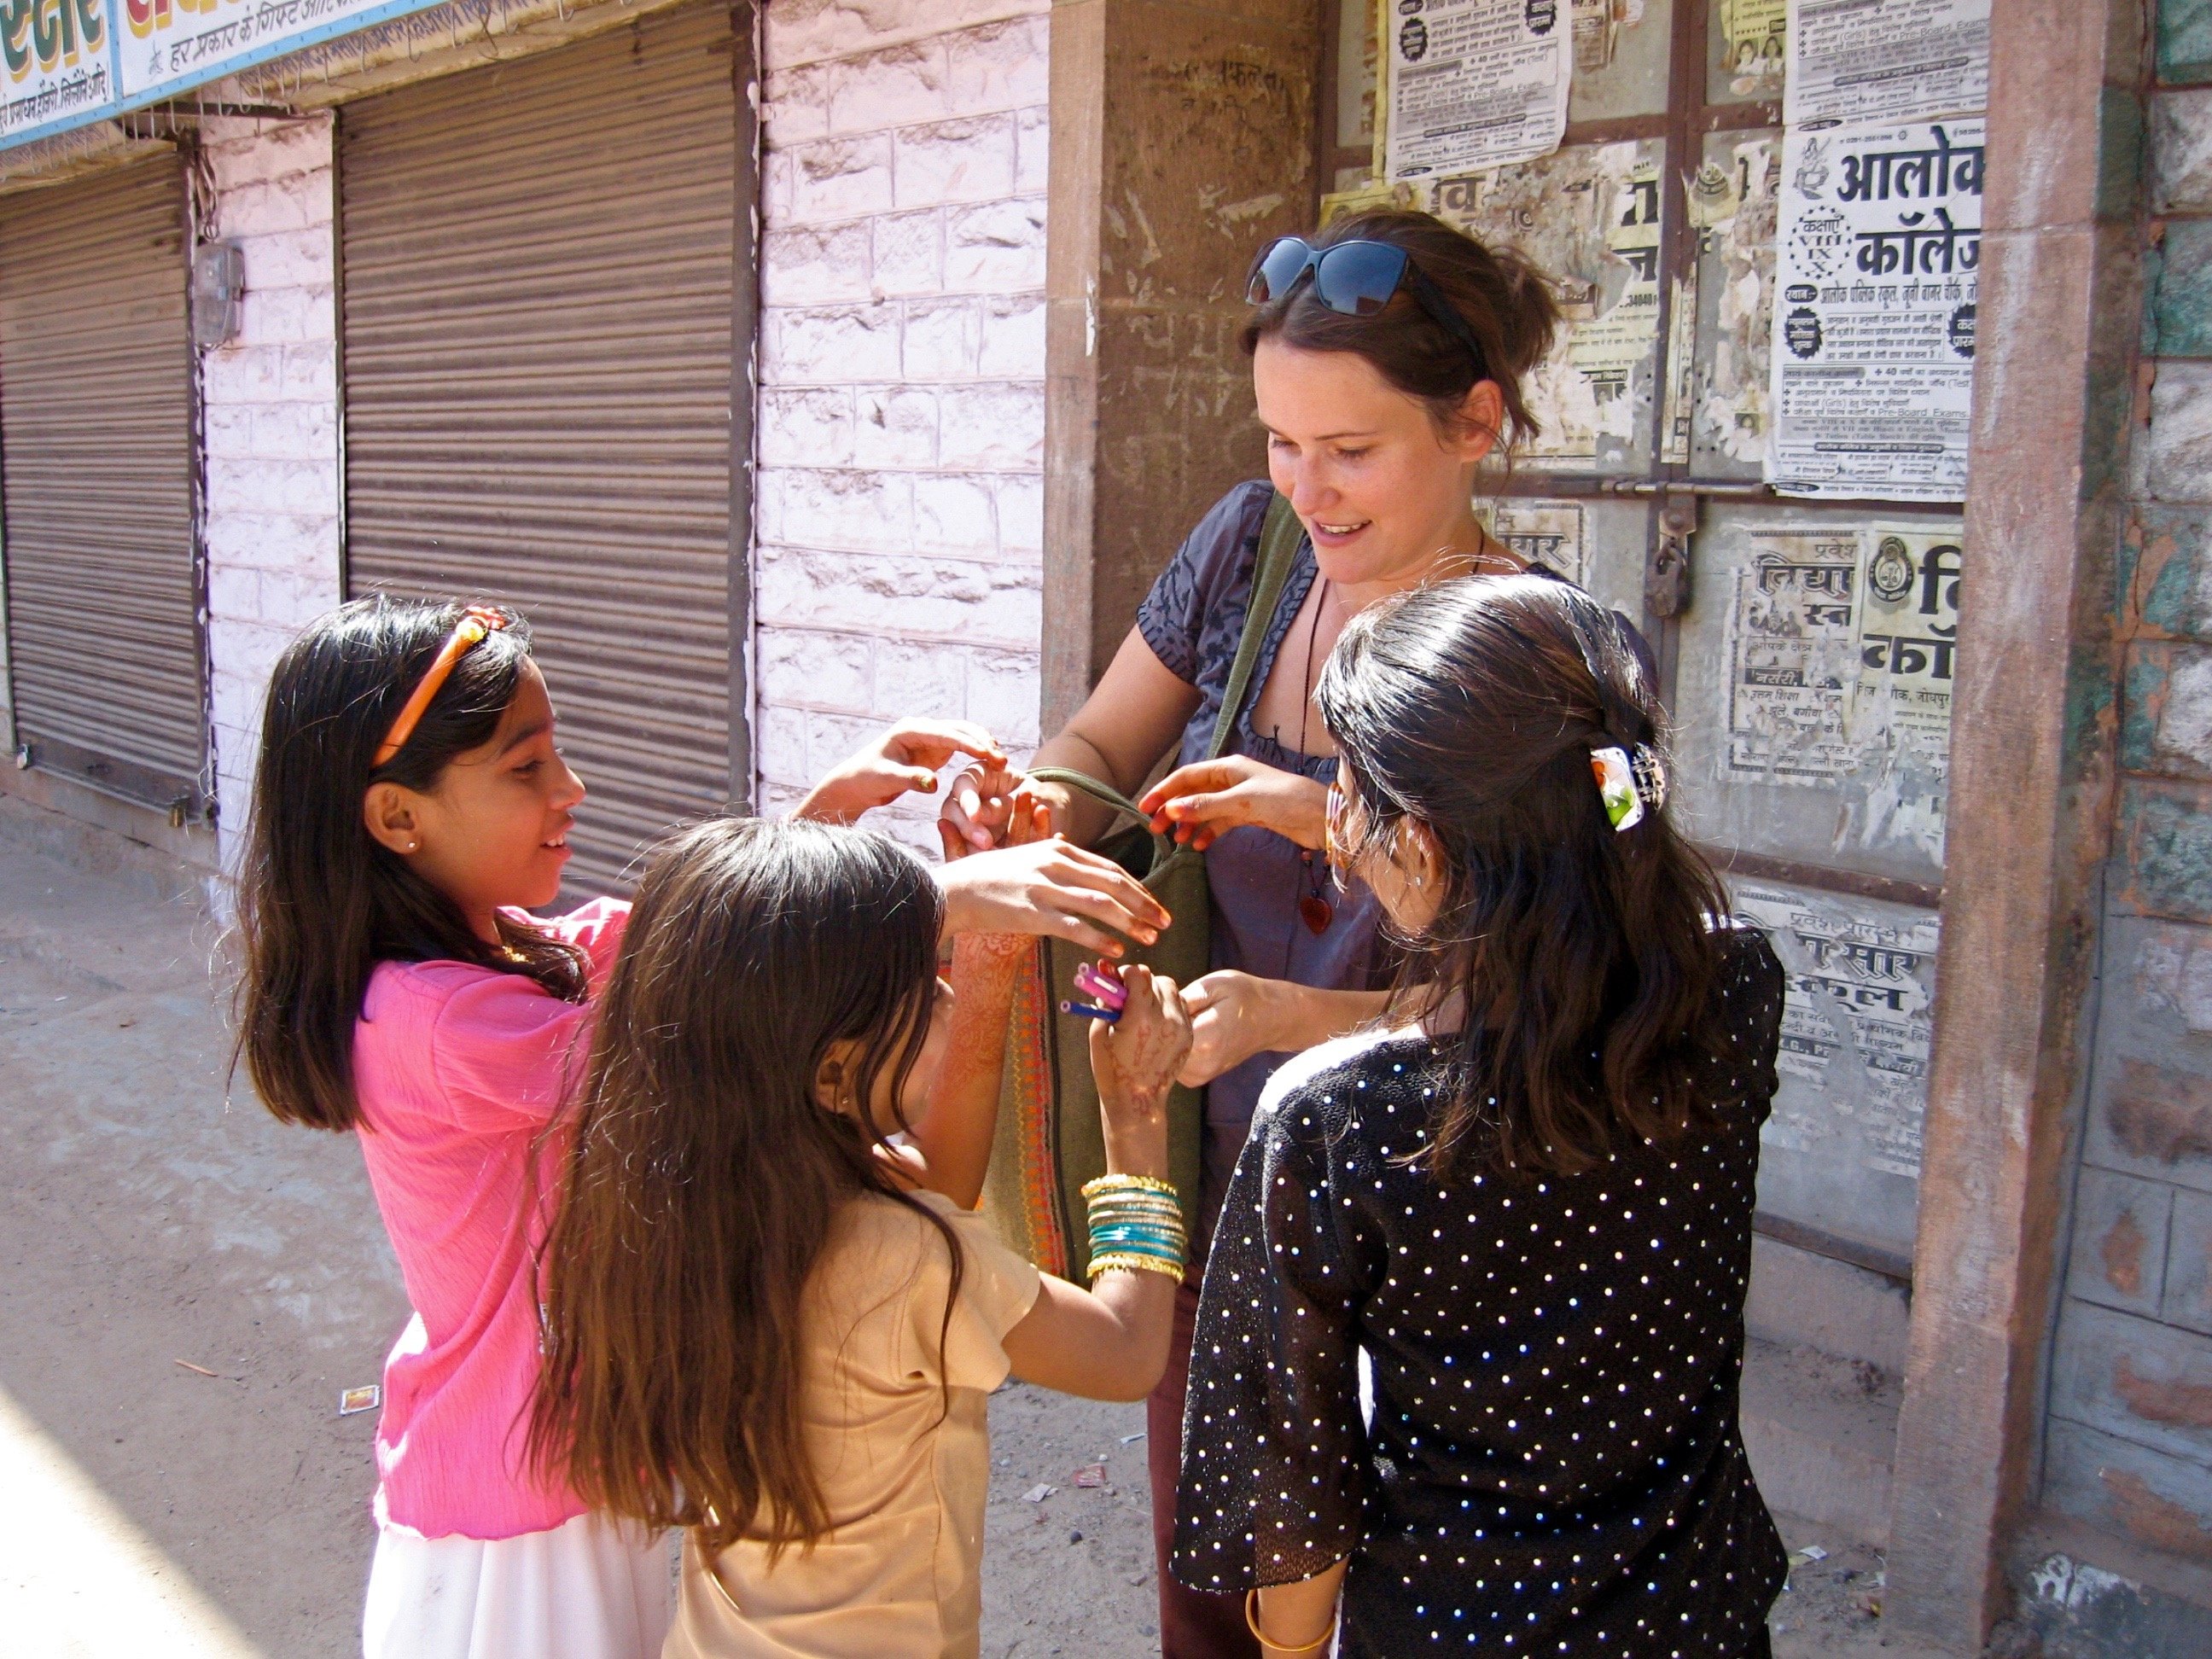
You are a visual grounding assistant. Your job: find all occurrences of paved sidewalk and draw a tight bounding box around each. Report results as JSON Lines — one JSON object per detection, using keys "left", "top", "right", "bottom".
{"left": 0, "top": 818, "right": 1959, "bottom": 1657}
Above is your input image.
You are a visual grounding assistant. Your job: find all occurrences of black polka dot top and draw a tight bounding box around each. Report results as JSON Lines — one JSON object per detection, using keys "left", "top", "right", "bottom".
{"left": 1171, "top": 928, "right": 1789, "bottom": 1657}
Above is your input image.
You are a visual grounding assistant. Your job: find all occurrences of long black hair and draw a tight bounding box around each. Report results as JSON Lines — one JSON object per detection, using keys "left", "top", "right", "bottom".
{"left": 232, "top": 595, "right": 586, "bottom": 1132}
{"left": 530, "top": 817, "right": 960, "bottom": 1557}
{"left": 1317, "top": 574, "right": 1732, "bottom": 1177}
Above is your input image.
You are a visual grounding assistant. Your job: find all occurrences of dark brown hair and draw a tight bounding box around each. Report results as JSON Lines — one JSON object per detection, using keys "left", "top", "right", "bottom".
{"left": 1317, "top": 575, "right": 1732, "bottom": 1177}
{"left": 232, "top": 596, "right": 587, "bottom": 1132}
{"left": 529, "top": 816, "right": 958, "bottom": 1556}
{"left": 1240, "top": 209, "right": 1563, "bottom": 450}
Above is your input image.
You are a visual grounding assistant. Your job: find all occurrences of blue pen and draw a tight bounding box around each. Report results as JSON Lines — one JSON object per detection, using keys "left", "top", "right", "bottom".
{"left": 1059, "top": 999, "right": 1121, "bottom": 1023}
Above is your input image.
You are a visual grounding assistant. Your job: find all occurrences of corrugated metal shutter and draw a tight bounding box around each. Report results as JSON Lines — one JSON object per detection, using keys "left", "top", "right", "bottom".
{"left": 0, "top": 154, "right": 202, "bottom": 810}
{"left": 340, "top": 3, "right": 746, "bottom": 893}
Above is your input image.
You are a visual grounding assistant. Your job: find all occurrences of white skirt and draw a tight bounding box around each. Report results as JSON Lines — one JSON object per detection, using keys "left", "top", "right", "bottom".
{"left": 364, "top": 1510, "right": 675, "bottom": 1659}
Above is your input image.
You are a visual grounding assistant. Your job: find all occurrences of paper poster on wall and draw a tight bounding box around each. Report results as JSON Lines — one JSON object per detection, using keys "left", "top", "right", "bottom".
{"left": 1690, "top": 135, "right": 1780, "bottom": 468}
{"left": 1429, "top": 139, "right": 1661, "bottom": 467}
{"left": 118, "top": 0, "right": 439, "bottom": 101}
{"left": 2, "top": 0, "right": 112, "bottom": 143}
{"left": 1383, "top": 0, "right": 1569, "bottom": 183}
{"left": 1719, "top": 0, "right": 1784, "bottom": 98}
{"left": 1732, "top": 881, "right": 1940, "bottom": 1183}
{"left": 1847, "top": 526, "right": 1959, "bottom": 778}
{"left": 1569, "top": 0, "right": 1646, "bottom": 73}
{"left": 1767, "top": 117, "right": 1981, "bottom": 501}
{"left": 1720, "top": 520, "right": 1961, "bottom": 857}
{"left": 1482, "top": 499, "right": 1588, "bottom": 587}
{"left": 1722, "top": 528, "right": 1863, "bottom": 785}
{"left": 1784, "top": 0, "right": 1989, "bottom": 126}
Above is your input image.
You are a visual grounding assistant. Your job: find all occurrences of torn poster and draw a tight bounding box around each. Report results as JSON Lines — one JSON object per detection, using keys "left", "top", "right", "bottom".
{"left": 1732, "top": 881, "right": 1939, "bottom": 1183}
{"left": 1690, "top": 134, "right": 1780, "bottom": 469}
{"left": 1429, "top": 140, "right": 1662, "bottom": 467}
{"left": 1784, "top": 0, "right": 1989, "bottom": 126}
{"left": 1384, "top": 0, "right": 1569, "bottom": 183}
{"left": 1847, "top": 527, "right": 1960, "bottom": 781}
{"left": 1767, "top": 117, "right": 1982, "bottom": 501}
{"left": 1722, "top": 528, "right": 1864, "bottom": 786}
{"left": 1719, "top": 0, "right": 1785, "bottom": 99}
{"left": 1721, "top": 521, "right": 1961, "bottom": 860}
{"left": 1482, "top": 499, "right": 1588, "bottom": 588}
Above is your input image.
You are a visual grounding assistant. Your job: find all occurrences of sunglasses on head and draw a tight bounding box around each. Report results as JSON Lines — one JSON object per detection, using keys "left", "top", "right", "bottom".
{"left": 1245, "top": 236, "right": 1490, "bottom": 380}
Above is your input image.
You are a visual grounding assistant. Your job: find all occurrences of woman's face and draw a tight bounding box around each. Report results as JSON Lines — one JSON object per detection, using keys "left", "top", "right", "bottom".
{"left": 1252, "top": 337, "right": 1501, "bottom": 588}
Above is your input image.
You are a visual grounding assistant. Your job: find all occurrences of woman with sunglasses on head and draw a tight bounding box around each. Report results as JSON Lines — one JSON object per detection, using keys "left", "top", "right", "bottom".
{"left": 939, "top": 210, "right": 1650, "bottom": 1656}
{"left": 1175, "top": 576, "right": 1787, "bottom": 1658}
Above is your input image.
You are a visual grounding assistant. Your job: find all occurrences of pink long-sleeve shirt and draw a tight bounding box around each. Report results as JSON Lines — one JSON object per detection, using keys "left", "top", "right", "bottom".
{"left": 351, "top": 899, "right": 629, "bottom": 1540}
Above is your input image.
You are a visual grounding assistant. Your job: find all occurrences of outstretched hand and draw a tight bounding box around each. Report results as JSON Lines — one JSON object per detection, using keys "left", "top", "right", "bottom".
{"left": 795, "top": 719, "right": 1008, "bottom": 826}
{"left": 934, "top": 838, "right": 1172, "bottom": 958}
{"left": 1137, "top": 755, "right": 1328, "bottom": 852}
{"left": 1088, "top": 963, "right": 1191, "bottom": 1179}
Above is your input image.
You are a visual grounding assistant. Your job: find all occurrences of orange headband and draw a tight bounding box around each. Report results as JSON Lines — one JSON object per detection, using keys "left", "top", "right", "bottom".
{"left": 372, "top": 606, "right": 510, "bottom": 767}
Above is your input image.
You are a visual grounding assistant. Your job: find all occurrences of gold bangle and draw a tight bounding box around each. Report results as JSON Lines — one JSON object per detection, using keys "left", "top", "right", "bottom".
{"left": 1080, "top": 1173, "right": 1179, "bottom": 1202}
{"left": 1085, "top": 1250, "right": 1186, "bottom": 1283}
{"left": 1243, "top": 1588, "right": 1333, "bottom": 1653}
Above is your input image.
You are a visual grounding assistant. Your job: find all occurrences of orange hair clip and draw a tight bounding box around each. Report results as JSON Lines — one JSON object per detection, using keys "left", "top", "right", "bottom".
{"left": 372, "top": 606, "right": 510, "bottom": 768}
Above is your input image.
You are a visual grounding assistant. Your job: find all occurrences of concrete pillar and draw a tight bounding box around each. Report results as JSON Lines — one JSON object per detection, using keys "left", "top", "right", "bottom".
{"left": 1883, "top": 2, "right": 2151, "bottom": 1644}
{"left": 1040, "top": 0, "right": 1322, "bottom": 728}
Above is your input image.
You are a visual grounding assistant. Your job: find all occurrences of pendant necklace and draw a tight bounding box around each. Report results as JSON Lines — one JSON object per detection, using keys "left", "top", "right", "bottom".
{"left": 1293, "top": 579, "right": 1336, "bottom": 939}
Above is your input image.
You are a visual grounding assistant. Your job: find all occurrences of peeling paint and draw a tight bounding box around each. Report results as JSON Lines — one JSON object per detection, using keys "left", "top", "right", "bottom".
{"left": 2110, "top": 1058, "right": 2212, "bottom": 1164}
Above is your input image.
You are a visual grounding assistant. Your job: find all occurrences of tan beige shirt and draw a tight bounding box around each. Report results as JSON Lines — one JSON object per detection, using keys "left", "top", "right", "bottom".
{"left": 664, "top": 1190, "right": 1042, "bottom": 1659}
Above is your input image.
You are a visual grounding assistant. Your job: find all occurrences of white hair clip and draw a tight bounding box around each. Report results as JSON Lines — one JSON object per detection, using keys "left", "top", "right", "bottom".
{"left": 1590, "top": 744, "right": 1667, "bottom": 832}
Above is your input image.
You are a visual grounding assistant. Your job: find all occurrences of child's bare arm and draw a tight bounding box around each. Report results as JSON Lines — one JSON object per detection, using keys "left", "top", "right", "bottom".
{"left": 900, "top": 933, "right": 1027, "bottom": 1210}
{"left": 1002, "top": 965, "right": 1189, "bottom": 1400}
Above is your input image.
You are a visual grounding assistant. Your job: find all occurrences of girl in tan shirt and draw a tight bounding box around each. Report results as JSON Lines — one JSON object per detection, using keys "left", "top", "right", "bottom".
{"left": 531, "top": 817, "right": 1192, "bottom": 1659}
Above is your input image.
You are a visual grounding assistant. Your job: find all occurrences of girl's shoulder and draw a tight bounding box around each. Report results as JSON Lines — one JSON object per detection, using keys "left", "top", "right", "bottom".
{"left": 1252, "top": 1026, "right": 1433, "bottom": 1147}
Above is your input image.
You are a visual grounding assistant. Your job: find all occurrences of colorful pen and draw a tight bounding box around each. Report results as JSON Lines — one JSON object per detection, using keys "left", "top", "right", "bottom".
{"left": 1074, "top": 963, "right": 1127, "bottom": 1009}
{"left": 1059, "top": 999, "right": 1120, "bottom": 1023}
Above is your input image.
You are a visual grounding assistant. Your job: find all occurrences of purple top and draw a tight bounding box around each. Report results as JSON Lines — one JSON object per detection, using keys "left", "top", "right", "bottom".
{"left": 1136, "top": 481, "right": 1386, "bottom": 1254}
{"left": 1134, "top": 480, "right": 1652, "bottom": 1256}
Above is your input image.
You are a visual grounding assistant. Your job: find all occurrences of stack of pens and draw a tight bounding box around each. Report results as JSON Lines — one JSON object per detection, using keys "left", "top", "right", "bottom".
{"left": 1060, "top": 962, "right": 1126, "bottom": 1024}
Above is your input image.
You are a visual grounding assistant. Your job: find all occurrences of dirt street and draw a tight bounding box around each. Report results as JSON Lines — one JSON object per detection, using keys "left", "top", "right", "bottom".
{"left": 0, "top": 813, "right": 1956, "bottom": 1656}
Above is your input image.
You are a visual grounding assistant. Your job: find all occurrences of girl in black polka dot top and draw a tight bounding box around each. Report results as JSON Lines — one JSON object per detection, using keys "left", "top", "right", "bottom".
{"left": 1172, "top": 575, "right": 1787, "bottom": 1657}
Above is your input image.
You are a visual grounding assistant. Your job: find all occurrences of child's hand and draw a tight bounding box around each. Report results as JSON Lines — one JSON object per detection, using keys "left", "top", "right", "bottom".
{"left": 934, "top": 839, "right": 1171, "bottom": 958}
{"left": 1088, "top": 963, "right": 1190, "bottom": 1180}
{"left": 794, "top": 719, "right": 1008, "bottom": 825}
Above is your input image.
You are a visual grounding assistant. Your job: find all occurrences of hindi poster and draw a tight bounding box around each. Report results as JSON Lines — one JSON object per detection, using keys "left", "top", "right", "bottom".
{"left": 1483, "top": 499, "right": 1588, "bottom": 587}
{"left": 1718, "top": 0, "right": 1784, "bottom": 99}
{"left": 1784, "top": 0, "right": 1989, "bottom": 126}
{"left": 1383, "top": 0, "right": 1569, "bottom": 183}
{"left": 2, "top": 0, "right": 114, "bottom": 143}
{"left": 119, "top": 0, "right": 424, "bottom": 99}
{"left": 1688, "top": 134, "right": 1780, "bottom": 468}
{"left": 1767, "top": 117, "right": 1981, "bottom": 501}
{"left": 1732, "top": 881, "right": 1940, "bottom": 1184}
{"left": 1722, "top": 528, "right": 1863, "bottom": 785}
{"left": 1846, "top": 525, "right": 1960, "bottom": 853}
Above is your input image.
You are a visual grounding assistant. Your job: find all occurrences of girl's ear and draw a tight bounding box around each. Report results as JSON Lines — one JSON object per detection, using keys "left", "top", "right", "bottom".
{"left": 1396, "top": 818, "right": 1447, "bottom": 891}
{"left": 362, "top": 781, "right": 424, "bottom": 858}
{"left": 812, "top": 1041, "right": 857, "bottom": 1118}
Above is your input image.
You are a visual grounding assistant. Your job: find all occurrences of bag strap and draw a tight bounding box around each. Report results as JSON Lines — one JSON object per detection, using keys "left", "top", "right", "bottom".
{"left": 1204, "top": 492, "right": 1305, "bottom": 762}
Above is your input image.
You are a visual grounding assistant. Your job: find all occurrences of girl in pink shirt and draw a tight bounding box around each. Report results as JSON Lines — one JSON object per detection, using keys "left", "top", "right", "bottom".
{"left": 231, "top": 597, "right": 1171, "bottom": 1659}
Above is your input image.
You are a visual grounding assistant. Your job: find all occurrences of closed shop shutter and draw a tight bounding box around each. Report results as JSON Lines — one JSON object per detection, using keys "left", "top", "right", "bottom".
{"left": 340, "top": 2, "right": 748, "bottom": 893}
{"left": 0, "top": 154, "right": 202, "bottom": 812}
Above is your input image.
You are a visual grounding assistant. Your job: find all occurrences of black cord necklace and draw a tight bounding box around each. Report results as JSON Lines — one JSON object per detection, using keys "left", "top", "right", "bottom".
{"left": 1292, "top": 580, "right": 1336, "bottom": 940}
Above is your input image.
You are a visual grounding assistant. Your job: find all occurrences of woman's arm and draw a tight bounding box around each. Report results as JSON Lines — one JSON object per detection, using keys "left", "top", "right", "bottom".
{"left": 899, "top": 933, "right": 1027, "bottom": 1210}
{"left": 1178, "top": 973, "right": 1391, "bottom": 1089}
{"left": 1000, "top": 964, "right": 1190, "bottom": 1400}
{"left": 942, "top": 627, "right": 1200, "bottom": 853}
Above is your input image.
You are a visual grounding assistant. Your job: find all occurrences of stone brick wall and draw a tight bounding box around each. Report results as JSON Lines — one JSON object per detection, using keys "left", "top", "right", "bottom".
{"left": 196, "top": 115, "right": 345, "bottom": 875}
{"left": 2041, "top": 7, "right": 2212, "bottom": 1574}
{"left": 753, "top": 0, "right": 1050, "bottom": 847}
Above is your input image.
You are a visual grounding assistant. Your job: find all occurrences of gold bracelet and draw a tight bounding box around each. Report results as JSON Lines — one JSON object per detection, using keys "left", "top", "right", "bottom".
{"left": 1243, "top": 1589, "right": 1334, "bottom": 1653}
{"left": 1080, "top": 1173, "right": 1179, "bottom": 1201}
{"left": 1085, "top": 1249, "right": 1186, "bottom": 1283}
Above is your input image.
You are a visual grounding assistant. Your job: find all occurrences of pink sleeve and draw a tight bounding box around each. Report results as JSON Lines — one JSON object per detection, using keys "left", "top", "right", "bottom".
{"left": 428, "top": 972, "right": 597, "bottom": 1132}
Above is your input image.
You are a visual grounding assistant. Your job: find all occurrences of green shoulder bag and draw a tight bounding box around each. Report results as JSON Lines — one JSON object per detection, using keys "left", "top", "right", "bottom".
{"left": 980, "top": 492, "right": 1303, "bottom": 1277}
